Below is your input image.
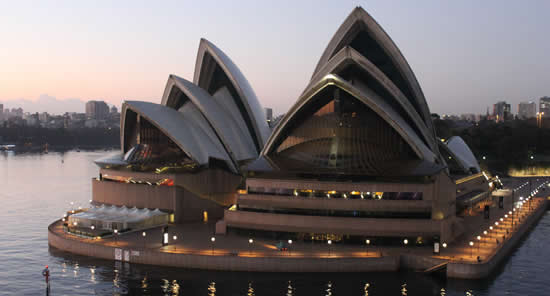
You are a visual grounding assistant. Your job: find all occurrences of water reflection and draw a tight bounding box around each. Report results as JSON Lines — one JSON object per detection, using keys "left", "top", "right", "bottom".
{"left": 364, "top": 283, "right": 370, "bottom": 296}
{"left": 247, "top": 282, "right": 255, "bottom": 296}
{"left": 208, "top": 281, "right": 216, "bottom": 296}
{"left": 401, "top": 283, "right": 407, "bottom": 296}
{"left": 325, "top": 281, "right": 332, "bottom": 296}
{"left": 287, "top": 280, "right": 294, "bottom": 296}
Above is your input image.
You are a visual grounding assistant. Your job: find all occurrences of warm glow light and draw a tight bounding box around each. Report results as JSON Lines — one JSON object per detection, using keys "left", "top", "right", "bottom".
{"left": 288, "top": 239, "right": 293, "bottom": 244}
{"left": 477, "top": 236, "right": 481, "bottom": 240}
{"left": 403, "top": 239, "right": 408, "bottom": 245}
{"left": 469, "top": 241, "right": 474, "bottom": 246}
{"left": 490, "top": 226, "right": 493, "bottom": 230}
{"left": 211, "top": 237, "right": 216, "bottom": 242}
{"left": 483, "top": 231, "right": 488, "bottom": 235}
{"left": 442, "top": 243, "right": 447, "bottom": 248}
{"left": 366, "top": 239, "right": 370, "bottom": 245}
{"left": 142, "top": 232, "right": 146, "bottom": 237}
{"left": 91, "top": 225, "right": 95, "bottom": 230}
{"left": 249, "top": 238, "right": 253, "bottom": 244}
{"left": 328, "top": 240, "right": 332, "bottom": 245}
{"left": 173, "top": 235, "right": 177, "bottom": 241}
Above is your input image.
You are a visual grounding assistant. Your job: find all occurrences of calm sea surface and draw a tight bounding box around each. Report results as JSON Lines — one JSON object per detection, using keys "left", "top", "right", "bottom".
{"left": 1, "top": 150, "right": 549, "bottom": 296}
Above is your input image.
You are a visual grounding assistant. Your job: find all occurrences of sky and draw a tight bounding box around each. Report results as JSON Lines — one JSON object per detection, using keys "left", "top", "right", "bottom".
{"left": 1, "top": 0, "right": 549, "bottom": 115}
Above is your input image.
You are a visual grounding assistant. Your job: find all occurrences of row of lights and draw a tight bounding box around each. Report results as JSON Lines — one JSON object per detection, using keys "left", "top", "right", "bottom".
{"left": 468, "top": 179, "right": 548, "bottom": 258}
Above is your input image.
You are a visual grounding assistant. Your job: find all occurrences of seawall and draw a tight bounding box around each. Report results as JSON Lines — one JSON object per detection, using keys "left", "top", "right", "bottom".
{"left": 447, "top": 199, "right": 548, "bottom": 279}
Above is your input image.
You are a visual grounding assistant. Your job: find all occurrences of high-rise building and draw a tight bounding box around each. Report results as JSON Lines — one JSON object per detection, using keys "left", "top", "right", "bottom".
{"left": 540, "top": 97, "right": 550, "bottom": 118}
{"left": 0, "top": 104, "right": 3, "bottom": 121}
{"left": 85, "top": 101, "right": 110, "bottom": 120}
{"left": 493, "top": 101, "right": 511, "bottom": 122}
{"left": 518, "top": 101, "right": 537, "bottom": 119}
{"left": 110, "top": 105, "right": 118, "bottom": 114}
{"left": 264, "top": 107, "right": 273, "bottom": 125}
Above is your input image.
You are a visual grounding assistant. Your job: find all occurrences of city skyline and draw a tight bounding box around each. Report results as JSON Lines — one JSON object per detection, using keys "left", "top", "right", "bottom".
{"left": 1, "top": 1, "right": 549, "bottom": 115}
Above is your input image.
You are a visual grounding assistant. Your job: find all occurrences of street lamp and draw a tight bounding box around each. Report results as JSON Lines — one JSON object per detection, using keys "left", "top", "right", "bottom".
{"left": 114, "top": 229, "right": 118, "bottom": 246}
{"left": 142, "top": 232, "right": 147, "bottom": 249}
{"left": 173, "top": 235, "right": 178, "bottom": 251}
{"left": 91, "top": 225, "right": 95, "bottom": 230}
{"left": 288, "top": 239, "right": 293, "bottom": 256}
{"left": 248, "top": 238, "right": 254, "bottom": 256}
{"left": 469, "top": 241, "right": 474, "bottom": 258}
{"left": 365, "top": 239, "right": 371, "bottom": 256}
{"left": 211, "top": 236, "right": 216, "bottom": 255}
{"left": 327, "top": 239, "right": 332, "bottom": 257}
{"left": 403, "top": 239, "right": 408, "bottom": 246}
{"left": 477, "top": 236, "right": 481, "bottom": 251}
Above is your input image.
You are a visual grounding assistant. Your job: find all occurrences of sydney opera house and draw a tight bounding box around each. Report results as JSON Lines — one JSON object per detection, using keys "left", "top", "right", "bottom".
{"left": 89, "top": 7, "right": 488, "bottom": 244}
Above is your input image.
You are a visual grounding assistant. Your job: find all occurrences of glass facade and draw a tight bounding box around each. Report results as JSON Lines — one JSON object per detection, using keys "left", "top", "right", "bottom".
{"left": 269, "top": 86, "right": 416, "bottom": 175}
{"left": 123, "top": 116, "right": 192, "bottom": 166}
{"left": 247, "top": 186, "right": 422, "bottom": 201}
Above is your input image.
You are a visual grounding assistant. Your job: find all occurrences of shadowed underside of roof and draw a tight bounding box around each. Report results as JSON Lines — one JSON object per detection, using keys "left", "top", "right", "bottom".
{"left": 120, "top": 101, "right": 237, "bottom": 173}
{"left": 311, "top": 7, "right": 436, "bottom": 146}
{"left": 261, "top": 75, "right": 436, "bottom": 176}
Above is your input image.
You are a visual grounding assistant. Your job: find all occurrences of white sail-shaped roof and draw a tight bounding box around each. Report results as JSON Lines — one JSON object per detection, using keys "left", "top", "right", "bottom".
{"left": 445, "top": 136, "right": 481, "bottom": 173}
{"left": 303, "top": 46, "right": 436, "bottom": 153}
{"left": 312, "top": 7, "right": 435, "bottom": 139}
{"left": 263, "top": 74, "right": 436, "bottom": 163}
{"left": 120, "top": 100, "right": 237, "bottom": 173}
{"left": 193, "top": 38, "right": 270, "bottom": 149}
{"left": 160, "top": 74, "right": 257, "bottom": 163}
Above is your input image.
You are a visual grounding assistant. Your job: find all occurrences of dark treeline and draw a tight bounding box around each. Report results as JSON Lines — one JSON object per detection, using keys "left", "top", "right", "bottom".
{"left": 434, "top": 118, "right": 550, "bottom": 174}
{"left": 0, "top": 126, "right": 119, "bottom": 149}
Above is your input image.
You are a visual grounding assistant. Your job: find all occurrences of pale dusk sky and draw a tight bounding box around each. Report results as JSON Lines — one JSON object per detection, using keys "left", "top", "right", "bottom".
{"left": 1, "top": 0, "right": 549, "bottom": 115}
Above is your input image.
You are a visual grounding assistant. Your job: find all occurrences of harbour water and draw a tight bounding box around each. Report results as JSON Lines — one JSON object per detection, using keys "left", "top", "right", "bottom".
{"left": 1, "top": 150, "right": 549, "bottom": 295}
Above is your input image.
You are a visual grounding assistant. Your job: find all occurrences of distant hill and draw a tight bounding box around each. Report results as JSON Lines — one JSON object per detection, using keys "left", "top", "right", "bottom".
{"left": 1, "top": 94, "right": 86, "bottom": 115}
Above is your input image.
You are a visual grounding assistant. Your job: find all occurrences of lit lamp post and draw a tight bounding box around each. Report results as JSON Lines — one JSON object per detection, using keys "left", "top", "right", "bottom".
{"left": 211, "top": 236, "right": 216, "bottom": 255}
{"left": 469, "top": 241, "right": 474, "bottom": 258}
{"left": 327, "top": 239, "right": 332, "bottom": 257}
{"left": 288, "top": 239, "right": 293, "bottom": 256}
{"left": 248, "top": 238, "right": 254, "bottom": 256}
{"left": 365, "top": 239, "right": 371, "bottom": 257}
{"left": 114, "top": 229, "right": 118, "bottom": 246}
{"left": 142, "top": 232, "right": 146, "bottom": 249}
{"left": 442, "top": 242, "right": 448, "bottom": 254}
{"left": 173, "top": 235, "right": 178, "bottom": 252}
{"left": 476, "top": 236, "right": 481, "bottom": 253}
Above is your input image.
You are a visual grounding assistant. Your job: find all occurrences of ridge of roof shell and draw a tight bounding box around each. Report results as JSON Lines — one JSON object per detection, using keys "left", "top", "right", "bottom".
{"left": 311, "top": 6, "right": 435, "bottom": 141}
{"left": 193, "top": 38, "right": 271, "bottom": 149}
